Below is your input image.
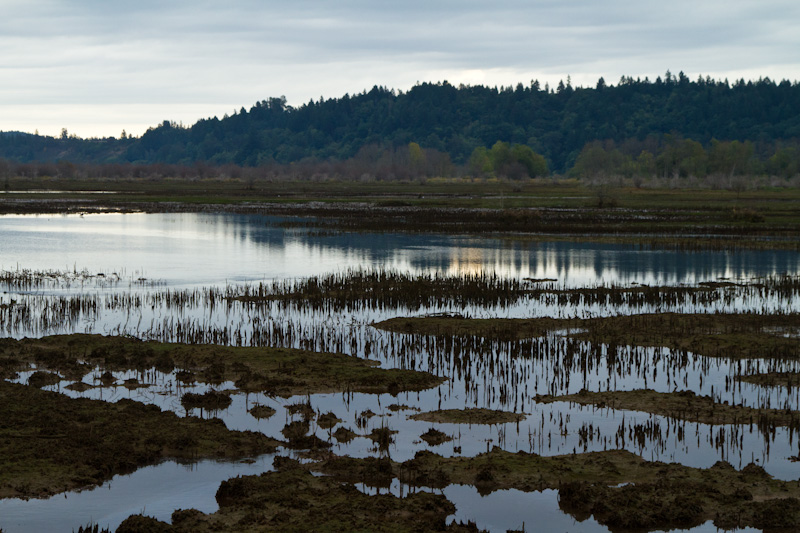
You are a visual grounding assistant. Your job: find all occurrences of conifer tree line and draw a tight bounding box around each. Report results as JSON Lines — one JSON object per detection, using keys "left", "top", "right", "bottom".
{"left": 1, "top": 72, "right": 799, "bottom": 183}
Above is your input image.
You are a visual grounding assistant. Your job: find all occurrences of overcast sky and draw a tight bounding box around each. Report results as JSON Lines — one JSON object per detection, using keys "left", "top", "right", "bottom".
{"left": 2, "top": 0, "right": 799, "bottom": 138}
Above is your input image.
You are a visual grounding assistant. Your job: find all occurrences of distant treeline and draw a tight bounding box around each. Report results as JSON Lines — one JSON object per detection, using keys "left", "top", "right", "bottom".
{"left": 1, "top": 72, "right": 800, "bottom": 180}
{"left": 572, "top": 137, "right": 800, "bottom": 184}
{"left": 3, "top": 137, "right": 798, "bottom": 189}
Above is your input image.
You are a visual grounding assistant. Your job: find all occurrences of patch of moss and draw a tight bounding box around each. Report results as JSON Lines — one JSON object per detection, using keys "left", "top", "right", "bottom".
{"left": 27, "top": 370, "right": 61, "bottom": 388}
{"left": 281, "top": 420, "right": 330, "bottom": 450}
{"left": 123, "top": 467, "right": 478, "bottom": 532}
{"left": 174, "top": 370, "right": 196, "bottom": 383}
{"left": 367, "top": 426, "right": 398, "bottom": 451}
{"left": 248, "top": 404, "right": 276, "bottom": 420}
{"left": 65, "top": 381, "right": 94, "bottom": 392}
{"left": 410, "top": 408, "right": 526, "bottom": 425}
{"left": 0, "top": 380, "right": 278, "bottom": 499}
{"left": 123, "top": 378, "right": 149, "bottom": 390}
{"left": 535, "top": 388, "right": 800, "bottom": 427}
{"left": 180, "top": 390, "right": 233, "bottom": 411}
{"left": 558, "top": 476, "right": 800, "bottom": 531}
{"left": 738, "top": 371, "right": 800, "bottom": 388}
{"left": 285, "top": 401, "right": 315, "bottom": 421}
{"left": 376, "top": 312, "right": 800, "bottom": 360}
{"left": 332, "top": 427, "right": 357, "bottom": 443}
{"left": 116, "top": 515, "right": 172, "bottom": 533}
{"left": 0, "top": 334, "right": 445, "bottom": 396}
{"left": 317, "top": 411, "right": 342, "bottom": 429}
{"left": 420, "top": 428, "right": 453, "bottom": 446}
{"left": 313, "top": 448, "right": 800, "bottom": 531}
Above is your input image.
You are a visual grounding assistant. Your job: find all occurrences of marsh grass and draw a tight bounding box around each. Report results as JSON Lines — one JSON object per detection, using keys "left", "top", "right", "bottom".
{"left": 307, "top": 447, "right": 800, "bottom": 530}
{"left": 0, "top": 334, "right": 444, "bottom": 397}
{"left": 125, "top": 465, "right": 468, "bottom": 532}
{"left": 4, "top": 178, "right": 800, "bottom": 250}
{"left": 0, "top": 380, "right": 278, "bottom": 499}
{"left": 536, "top": 388, "right": 800, "bottom": 429}
{"left": 410, "top": 409, "right": 526, "bottom": 425}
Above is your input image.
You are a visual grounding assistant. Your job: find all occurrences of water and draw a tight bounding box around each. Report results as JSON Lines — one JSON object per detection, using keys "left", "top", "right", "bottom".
{"left": 1, "top": 212, "right": 797, "bottom": 287}
{"left": 1, "top": 212, "right": 799, "bottom": 532}
{"left": 0, "top": 456, "right": 275, "bottom": 533}
{"left": 358, "top": 481, "right": 761, "bottom": 533}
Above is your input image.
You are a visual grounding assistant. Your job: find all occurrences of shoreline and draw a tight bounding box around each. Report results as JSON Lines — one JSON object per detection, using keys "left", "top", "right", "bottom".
{"left": 1, "top": 196, "right": 798, "bottom": 251}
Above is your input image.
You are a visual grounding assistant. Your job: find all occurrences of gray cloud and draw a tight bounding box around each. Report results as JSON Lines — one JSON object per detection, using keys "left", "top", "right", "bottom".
{"left": 2, "top": 0, "right": 798, "bottom": 137}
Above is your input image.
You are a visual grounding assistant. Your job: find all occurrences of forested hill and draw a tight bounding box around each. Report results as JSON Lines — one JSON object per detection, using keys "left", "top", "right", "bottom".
{"left": 2, "top": 73, "right": 800, "bottom": 173}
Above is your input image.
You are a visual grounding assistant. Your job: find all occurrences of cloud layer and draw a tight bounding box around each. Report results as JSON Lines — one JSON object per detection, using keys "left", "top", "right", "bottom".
{"left": 3, "top": 0, "right": 798, "bottom": 138}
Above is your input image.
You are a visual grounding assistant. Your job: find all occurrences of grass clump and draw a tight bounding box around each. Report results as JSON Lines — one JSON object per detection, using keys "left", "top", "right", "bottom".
{"left": 180, "top": 390, "right": 232, "bottom": 411}
{"left": 420, "top": 428, "right": 452, "bottom": 446}
{"left": 27, "top": 370, "right": 62, "bottom": 388}
{"left": 318, "top": 411, "right": 342, "bottom": 429}
{"left": 410, "top": 408, "right": 525, "bottom": 425}
{"left": 332, "top": 427, "right": 357, "bottom": 443}
{"left": 248, "top": 404, "right": 276, "bottom": 419}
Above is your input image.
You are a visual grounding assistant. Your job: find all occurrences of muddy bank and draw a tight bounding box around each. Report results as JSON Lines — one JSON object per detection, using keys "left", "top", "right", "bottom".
{"left": 0, "top": 334, "right": 444, "bottom": 396}
{"left": 116, "top": 462, "right": 479, "bottom": 532}
{"left": 535, "top": 388, "right": 800, "bottom": 427}
{"left": 0, "top": 380, "right": 278, "bottom": 500}
{"left": 376, "top": 312, "right": 800, "bottom": 360}
{"left": 738, "top": 371, "right": 800, "bottom": 388}
{"left": 2, "top": 185, "right": 799, "bottom": 251}
{"left": 558, "top": 473, "right": 800, "bottom": 532}
{"left": 410, "top": 408, "right": 526, "bottom": 425}
{"left": 312, "top": 448, "right": 800, "bottom": 531}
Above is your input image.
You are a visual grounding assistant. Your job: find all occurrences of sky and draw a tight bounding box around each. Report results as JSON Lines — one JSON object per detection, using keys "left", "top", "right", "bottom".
{"left": 2, "top": 0, "right": 799, "bottom": 139}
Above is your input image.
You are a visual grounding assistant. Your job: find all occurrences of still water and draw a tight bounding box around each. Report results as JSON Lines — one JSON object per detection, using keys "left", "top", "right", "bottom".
{"left": 1, "top": 212, "right": 799, "bottom": 532}
{"left": 2, "top": 212, "right": 797, "bottom": 287}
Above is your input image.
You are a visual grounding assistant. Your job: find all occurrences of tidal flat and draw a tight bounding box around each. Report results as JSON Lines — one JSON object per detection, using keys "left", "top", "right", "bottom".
{"left": 1, "top": 209, "right": 800, "bottom": 532}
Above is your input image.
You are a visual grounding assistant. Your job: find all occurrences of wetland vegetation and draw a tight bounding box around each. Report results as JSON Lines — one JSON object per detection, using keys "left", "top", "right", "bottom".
{"left": 0, "top": 334, "right": 444, "bottom": 397}
{"left": 117, "top": 464, "right": 480, "bottom": 533}
{"left": 376, "top": 308, "right": 800, "bottom": 361}
{"left": 0, "top": 380, "right": 278, "bottom": 500}
{"left": 1, "top": 206, "right": 800, "bottom": 532}
{"left": 535, "top": 388, "right": 800, "bottom": 427}
{"left": 303, "top": 448, "right": 800, "bottom": 531}
{"left": 118, "top": 444, "right": 800, "bottom": 531}
{"left": 2, "top": 177, "right": 800, "bottom": 251}
{"left": 410, "top": 409, "right": 526, "bottom": 425}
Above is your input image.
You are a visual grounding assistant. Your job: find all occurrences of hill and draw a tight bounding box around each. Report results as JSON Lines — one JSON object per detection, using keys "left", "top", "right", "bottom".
{"left": 1, "top": 73, "right": 799, "bottom": 177}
